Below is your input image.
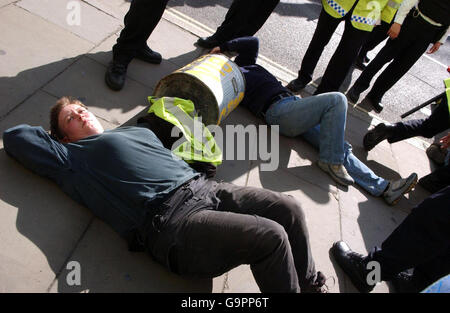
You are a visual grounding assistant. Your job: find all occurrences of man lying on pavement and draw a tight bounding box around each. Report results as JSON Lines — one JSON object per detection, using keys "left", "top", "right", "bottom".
{"left": 210, "top": 36, "right": 417, "bottom": 206}
{"left": 2, "top": 96, "right": 328, "bottom": 293}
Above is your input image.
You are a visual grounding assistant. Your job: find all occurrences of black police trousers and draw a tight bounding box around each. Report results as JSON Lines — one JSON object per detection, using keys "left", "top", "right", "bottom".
{"left": 113, "top": 0, "right": 169, "bottom": 65}
{"left": 353, "top": 10, "right": 448, "bottom": 102}
{"left": 297, "top": 8, "right": 370, "bottom": 95}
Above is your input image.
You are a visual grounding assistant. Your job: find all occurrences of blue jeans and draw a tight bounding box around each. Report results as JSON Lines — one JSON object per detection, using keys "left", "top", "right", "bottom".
{"left": 265, "top": 92, "right": 388, "bottom": 196}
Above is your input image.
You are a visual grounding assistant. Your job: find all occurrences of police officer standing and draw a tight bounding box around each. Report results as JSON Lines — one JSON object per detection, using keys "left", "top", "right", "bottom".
{"left": 347, "top": 0, "right": 449, "bottom": 113}
{"left": 286, "top": 0, "right": 399, "bottom": 95}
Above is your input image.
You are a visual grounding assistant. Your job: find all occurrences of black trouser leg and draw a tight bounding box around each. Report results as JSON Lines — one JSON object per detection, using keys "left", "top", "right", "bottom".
{"left": 352, "top": 33, "right": 401, "bottom": 93}
{"left": 236, "top": 0, "right": 279, "bottom": 37}
{"left": 412, "top": 249, "right": 450, "bottom": 291}
{"left": 358, "top": 21, "right": 391, "bottom": 60}
{"left": 314, "top": 17, "right": 369, "bottom": 94}
{"left": 214, "top": 0, "right": 279, "bottom": 41}
{"left": 113, "top": 0, "right": 169, "bottom": 65}
{"left": 367, "top": 32, "right": 432, "bottom": 101}
{"left": 387, "top": 100, "right": 450, "bottom": 143}
{"left": 370, "top": 186, "right": 450, "bottom": 289}
{"left": 297, "top": 9, "right": 341, "bottom": 85}
{"left": 173, "top": 183, "right": 316, "bottom": 292}
{"left": 355, "top": 15, "right": 443, "bottom": 100}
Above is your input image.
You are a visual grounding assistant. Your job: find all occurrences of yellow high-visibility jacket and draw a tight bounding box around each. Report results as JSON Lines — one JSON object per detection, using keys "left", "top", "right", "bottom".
{"left": 147, "top": 96, "right": 223, "bottom": 166}
{"left": 322, "top": 0, "right": 402, "bottom": 31}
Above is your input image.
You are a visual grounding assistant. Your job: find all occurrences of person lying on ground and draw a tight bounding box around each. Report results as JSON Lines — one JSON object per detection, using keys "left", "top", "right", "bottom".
{"left": 2, "top": 96, "right": 329, "bottom": 293}
{"left": 210, "top": 36, "right": 417, "bottom": 205}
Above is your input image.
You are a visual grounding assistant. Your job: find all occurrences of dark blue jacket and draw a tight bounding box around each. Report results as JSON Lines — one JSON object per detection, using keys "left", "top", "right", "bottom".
{"left": 220, "top": 36, "right": 289, "bottom": 117}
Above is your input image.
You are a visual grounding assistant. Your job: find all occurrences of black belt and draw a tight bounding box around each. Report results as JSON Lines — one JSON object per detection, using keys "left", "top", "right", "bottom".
{"left": 261, "top": 91, "right": 295, "bottom": 116}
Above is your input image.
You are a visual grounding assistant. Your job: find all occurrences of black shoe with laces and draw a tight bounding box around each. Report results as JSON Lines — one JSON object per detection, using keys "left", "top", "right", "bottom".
{"left": 354, "top": 57, "right": 367, "bottom": 71}
{"left": 286, "top": 78, "right": 308, "bottom": 93}
{"left": 331, "top": 241, "right": 375, "bottom": 293}
{"left": 196, "top": 36, "right": 222, "bottom": 49}
{"left": 360, "top": 96, "right": 383, "bottom": 113}
{"left": 363, "top": 123, "right": 392, "bottom": 151}
{"left": 135, "top": 46, "right": 162, "bottom": 64}
{"left": 346, "top": 85, "right": 362, "bottom": 104}
{"left": 105, "top": 61, "right": 128, "bottom": 91}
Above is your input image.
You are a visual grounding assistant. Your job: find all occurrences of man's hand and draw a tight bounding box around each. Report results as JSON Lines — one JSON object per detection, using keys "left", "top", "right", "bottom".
{"left": 210, "top": 46, "right": 221, "bottom": 54}
{"left": 387, "top": 23, "right": 401, "bottom": 39}
{"left": 427, "top": 42, "right": 442, "bottom": 54}
{"left": 439, "top": 133, "right": 450, "bottom": 150}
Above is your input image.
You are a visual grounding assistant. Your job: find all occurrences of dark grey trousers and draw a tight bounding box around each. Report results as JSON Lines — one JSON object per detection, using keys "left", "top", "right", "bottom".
{"left": 149, "top": 176, "right": 317, "bottom": 293}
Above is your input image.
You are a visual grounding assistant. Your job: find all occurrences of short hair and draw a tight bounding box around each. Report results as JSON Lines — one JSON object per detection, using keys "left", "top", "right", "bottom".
{"left": 50, "top": 97, "right": 86, "bottom": 140}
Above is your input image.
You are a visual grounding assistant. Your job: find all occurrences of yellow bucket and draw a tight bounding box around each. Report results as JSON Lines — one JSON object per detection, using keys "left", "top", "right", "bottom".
{"left": 153, "top": 54, "right": 246, "bottom": 125}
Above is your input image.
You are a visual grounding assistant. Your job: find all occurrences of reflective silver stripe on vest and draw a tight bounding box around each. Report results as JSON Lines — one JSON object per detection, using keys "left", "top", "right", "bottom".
{"left": 350, "top": 14, "right": 377, "bottom": 25}
{"left": 164, "top": 97, "right": 205, "bottom": 146}
{"left": 387, "top": 0, "right": 401, "bottom": 9}
{"left": 327, "top": 0, "right": 348, "bottom": 17}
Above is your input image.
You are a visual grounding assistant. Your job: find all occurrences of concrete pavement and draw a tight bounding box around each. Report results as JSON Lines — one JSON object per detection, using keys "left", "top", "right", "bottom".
{"left": 0, "top": 0, "right": 436, "bottom": 293}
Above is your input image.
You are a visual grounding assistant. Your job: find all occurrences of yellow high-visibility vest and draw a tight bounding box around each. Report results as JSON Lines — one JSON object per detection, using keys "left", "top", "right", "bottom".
{"left": 322, "top": 0, "right": 399, "bottom": 31}
{"left": 444, "top": 78, "right": 450, "bottom": 118}
{"left": 147, "top": 96, "right": 222, "bottom": 166}
{"left": 380, "top": 0, "right": 403, "bottom": 23}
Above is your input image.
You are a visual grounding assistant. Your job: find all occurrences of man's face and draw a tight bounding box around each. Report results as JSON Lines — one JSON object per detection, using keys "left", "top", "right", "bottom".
{"left": 58, "top": 104, "right": 104, "bottom": 143}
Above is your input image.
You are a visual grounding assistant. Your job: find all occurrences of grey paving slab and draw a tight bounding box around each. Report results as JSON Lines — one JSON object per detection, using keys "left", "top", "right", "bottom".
{"left": 273, "top": 134, "right": 340, "bottom": 196}
{"left": 150, "top": 19, "right": 207, "bottom": 69}
{"left": 17, "top": 0, "right": 121, "bottom": 45}
{"left": 88, "top": 33, "right": 180, "bottom": 91}
{"left": 213, "top": 106, "right": 259, "bottom": 186}
{"left": 48, "top": 219, "right": 211, "bottom": 293}
{"left": 42, "top": 56, "right": 150, "bottom": 126}
{"left": 0, "top": 92, "right": 95, "bottom": 292}
{"left": 0, "top": 5, "right": 94, "bottom": 118}
{"left": 338, "top": 186, "right": 409, "bottom": 293}
{"left": 390, "top": 141, "right": 434, "bottom": 209}
{"left": 0, "top": 0, "right": 15, "bottom": 7}
{"left": 84, "top": 0, "right": 130, "bottom": 20}
{"left": 408, "top": 55, "right": 449, "bottom": 90}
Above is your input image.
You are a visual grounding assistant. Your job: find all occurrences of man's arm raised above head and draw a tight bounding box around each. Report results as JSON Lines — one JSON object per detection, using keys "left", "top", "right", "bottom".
{"left": 219, "top": 36, "right": 259, "bottom": 66}
{"left": 3, "top": 124, "right": 70, "bottom": 184}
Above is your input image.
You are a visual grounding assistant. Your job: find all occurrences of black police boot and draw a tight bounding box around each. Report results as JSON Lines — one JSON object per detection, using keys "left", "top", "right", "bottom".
{"left": 105, "top": 61, "right": 128, "bottom": 91}
{"left": 196, "top": 35, "right": 222, "bottom": 49}
{"left": 362, "top": 123, "right": 393, "bottom": 151}
{"left": 354, "top": 56, "right": 367, "bottom": 71}
{"left": 360, "top": 96, "right": 383, "bottom": 113}
{"left": 286, "top": 78, "right": 308, "bottom": 93}
{"left": 346, "top": 85, "right": 362, "bottom": 104}
{"left": 331, "top": 241, "right": 375, "bottom": 293}
{"left": 135, "top": 46, "right": 162, "bottom": 64}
